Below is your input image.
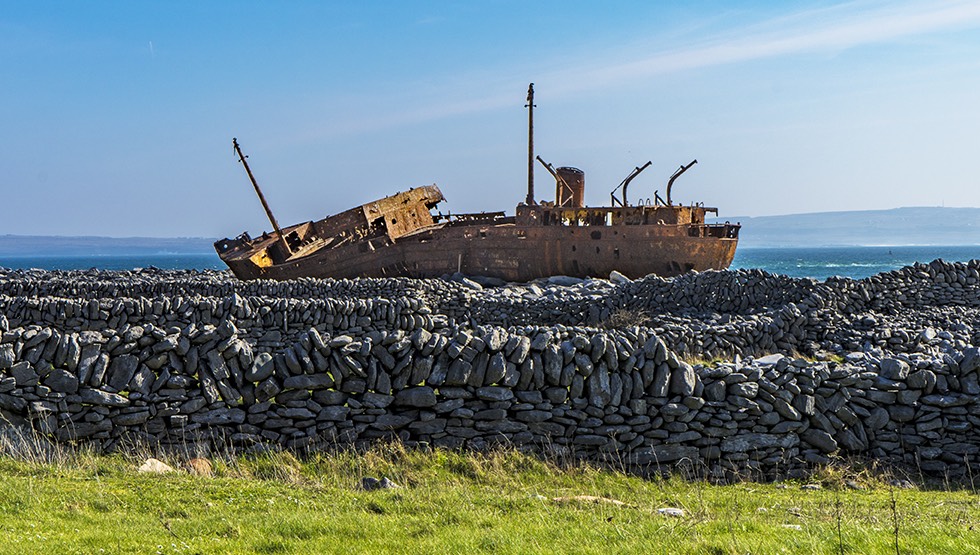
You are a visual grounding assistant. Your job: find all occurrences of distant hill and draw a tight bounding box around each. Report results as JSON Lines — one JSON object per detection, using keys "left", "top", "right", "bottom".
{"left": 712, "top": 207, "right": 980, "bottom": 248}
{"left": 0, "top": 235, "right": 216, "bottom": 256}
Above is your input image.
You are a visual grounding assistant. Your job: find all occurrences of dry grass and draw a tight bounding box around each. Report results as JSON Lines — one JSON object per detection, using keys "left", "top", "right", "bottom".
{"left": 600, "top": 308, "right": 651, "bottom": 329}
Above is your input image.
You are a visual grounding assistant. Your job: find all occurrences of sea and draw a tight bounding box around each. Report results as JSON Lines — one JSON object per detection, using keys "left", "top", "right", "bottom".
{"left": 0, "top": 245, "right": 978, "bottom": 281}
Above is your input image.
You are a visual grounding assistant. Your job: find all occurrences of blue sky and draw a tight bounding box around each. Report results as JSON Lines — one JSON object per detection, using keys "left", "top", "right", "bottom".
{"left": 3, "top": 1, "right": 980, "bottom": 238}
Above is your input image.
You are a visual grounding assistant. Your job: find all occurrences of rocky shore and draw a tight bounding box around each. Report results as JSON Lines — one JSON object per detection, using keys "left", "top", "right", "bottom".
{"left": 1, "top": 259, "right": 978, "bottom": 480}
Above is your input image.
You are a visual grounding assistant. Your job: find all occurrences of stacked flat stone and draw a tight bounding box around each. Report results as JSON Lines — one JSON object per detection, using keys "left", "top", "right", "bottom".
{"left": 0, "top": 258, "right": 978, "bottom": 479}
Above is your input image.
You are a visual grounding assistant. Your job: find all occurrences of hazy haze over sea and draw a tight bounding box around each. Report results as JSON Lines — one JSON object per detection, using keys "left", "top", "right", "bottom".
{"left": 2, "top": 246, "right": 978, "bottom": 282}
{"left": 2, "top": 206, "right": 977, "bottom": 280}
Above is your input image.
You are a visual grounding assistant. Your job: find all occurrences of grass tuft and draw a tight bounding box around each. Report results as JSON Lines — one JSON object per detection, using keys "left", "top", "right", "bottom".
{"left": 600, "top": 308, "right": 650, "bottom": 329}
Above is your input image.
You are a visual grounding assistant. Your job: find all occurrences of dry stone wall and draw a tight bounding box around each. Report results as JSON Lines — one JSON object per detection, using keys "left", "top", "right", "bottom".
{"left": 0, "top": 260, "right": 978, "bottom": 479}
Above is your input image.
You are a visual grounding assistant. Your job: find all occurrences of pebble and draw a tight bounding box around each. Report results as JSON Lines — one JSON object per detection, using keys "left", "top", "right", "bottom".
{"left": 361, "top": 476, "right": 401, "bottom": 490}
{"left": 138, "top": 458, "right": 175, "bottom": 474}
{"left": 657, "top": 507, "right": 685, "bottom": 517}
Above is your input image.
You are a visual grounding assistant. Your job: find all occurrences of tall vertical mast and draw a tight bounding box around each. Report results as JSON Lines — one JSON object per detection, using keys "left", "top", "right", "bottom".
{"left": 232, "top": 138, "right": 292, "bottom": 255}
{"left": 525, "top": 83, "right": 536, "bottom": 205}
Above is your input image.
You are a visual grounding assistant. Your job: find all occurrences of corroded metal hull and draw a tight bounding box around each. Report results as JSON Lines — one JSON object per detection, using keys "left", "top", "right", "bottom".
{"left": 227, "top": 224, "right": 736, "bottom": 281}
{"left": 215, "top": 185, "right": 740, "bottom": 282}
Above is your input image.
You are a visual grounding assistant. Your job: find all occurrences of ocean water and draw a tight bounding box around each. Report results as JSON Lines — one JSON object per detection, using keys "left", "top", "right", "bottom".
{"left": 732, "top": 245, "right": 980, "bottom": 281}
{"left": 0, "top": 253, "right": 225, "bottom": 272}
{"left": 1, "top": 246, "right": 978, "bottom": 281}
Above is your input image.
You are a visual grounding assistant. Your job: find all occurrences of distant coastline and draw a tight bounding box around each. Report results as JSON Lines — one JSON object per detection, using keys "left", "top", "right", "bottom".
{"left": 711, "top": 206, "right": 980, "bottom": 248}
{"left": 0, "top": 235, "right": 216, "bottom": 257}
{"left": 1, "top": 206, "right": 978, "bottom": 260}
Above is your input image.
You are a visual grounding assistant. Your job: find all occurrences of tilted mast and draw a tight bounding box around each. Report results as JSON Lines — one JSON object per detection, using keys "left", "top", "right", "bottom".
{"left": 232, "top": 138, "right": 292, "bottom": 256}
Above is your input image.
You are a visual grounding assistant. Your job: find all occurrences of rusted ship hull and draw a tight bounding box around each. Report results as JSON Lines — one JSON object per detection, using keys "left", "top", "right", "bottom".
{"left": 215, "top": 185, "right": 740, "bottom": 282}
{"left": 223, "top": 224, "right": 736, "bottom": 281}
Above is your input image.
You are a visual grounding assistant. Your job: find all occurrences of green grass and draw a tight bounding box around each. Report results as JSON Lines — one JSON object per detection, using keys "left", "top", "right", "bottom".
{"left": 0, "top": 443, "right": 978, "bottom": 554}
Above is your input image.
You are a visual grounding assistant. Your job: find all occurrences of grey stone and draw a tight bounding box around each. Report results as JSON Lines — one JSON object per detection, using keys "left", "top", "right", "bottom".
{"left": 107, "top": 355, "right": 139, "bottom": 391}
{"left": 473, "top": 408, "right": 507, "bottom": 420}
{"left": 191, "top": 408, "right": 246, "bottom": 425}
{"left": 115, "top": 410, "right": 151, "bottom": 426}
{"left": 860, "top": 407, "right": 888, "bottom": 431}
{"left": 43, "top": 368, "right": 79, "bottom": 394}
{"left": 0, "top": 393, "right": 27, "bottom": 412}
{"left": 773, "top": 398, "right": 801, "bottom": 421}
{"left": 130, "top": 366, "right": 154, "bottom": 396}
{"left": 55, "top": 419, "right": 112, "bottom": 441}
{"left": 373, "top": 414, "right": 414, "bottom": 430}
{"left": 586, "top": 365, "right": 611, "bottom": 407}
{"left": 544, "top": 387, "right": 567, "bottom": 404}
{"left": 720, "top": 433, "right": 798, "bottom": 453}
{"left": 0, "top": 345, "right": 14, "bottom": 370}
{"left": 609, "top": 270, "right": 630, "bottom": 284}
{"left": 444, "top": 358, "right": 472, "bottom": 386}
{"left": 650, "top": 363, "right": 670, "bottom": 397}
{"left": 634, "top": 444, "right": 699, "bottom": 464}
{"left": 754, "top": 354, "right": 785, "bottom": 366}
{"left": 283, "top": 374, "right": 333, "bottom": 390}
{"left": 246, "top": 352, "right": 275, "bottom": 382}
{"left": 409, "top": 418, "right": 447, "bottom": 434}
{"left": 792, "top": 394, "right": 816, "bottom": 416}
{"left": 801, "top": 429, "right": 838, "bottom": 453}
{"left": 879, "top": 358, "right": 909, "bottom": 381}
{"left": 865, "top": 390, "right": 897, "bottom": 404}
{"left": 255, "top": 378, "right": 281, "bottom": 403}
{"left": 703, "top": 381, "right": 726, "bottom": 402}
{"left": 395, "top": 386, "right": 437, "bottom": 407}
{"left": 362, "top": 392, "right": 395, "bottom": 408}
{"left": 906, "top": 369, "right": 936, "bottom": 391}
{"left": 313, "top": 389, "right": 348, "bottom": 406}
{"left": 514, "top": 410, "right": 551, "bottom": 423}
{"left": 476, "top": 386, "right": 514, "bottom": 402}
{"left": 79, "top": 388, "right": 130, "bottom": 407}
{"left": 280, "top": 407, "right": 316, "bottom": 420}
{"left": 318, "top": 406, "right": 350, "bottom": 421}
{"left": 10, "top": 362, "right": 38, "bottom": 387}
{"left": 920, "top": 394, "right": 971, "bottom": 407}
{"left": 484, "top": 352, "right": 507, "bottom": 384}
{"left": 729, "top": 382, "right": 759, "bottom": 399}
{"left": 960, "top": 347, "right": 980, "bottom": 375}
{"left": 888, "top": 405, "right": 915, "bottom": 422}
{"left": 573, "top": 434, "right": 610, "bottom": 446}
{"left": 661, "top": 403, "right": 689, "bottom": 417}
{"left": 669, "top": 362, "right": 696, "bottom": 396}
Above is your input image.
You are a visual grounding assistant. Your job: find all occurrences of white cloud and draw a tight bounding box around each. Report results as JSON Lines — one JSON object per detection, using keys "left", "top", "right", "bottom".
{"left": 297, "top": 0, "right": 980, "bottom": 142}
{"left": 547, "top": 0, "right": 980, "bottom": 95}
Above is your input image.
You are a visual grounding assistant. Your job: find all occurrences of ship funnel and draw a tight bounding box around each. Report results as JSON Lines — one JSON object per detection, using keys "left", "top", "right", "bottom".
{"left": 555, "top": 166, "right": 585, "bottom": 208}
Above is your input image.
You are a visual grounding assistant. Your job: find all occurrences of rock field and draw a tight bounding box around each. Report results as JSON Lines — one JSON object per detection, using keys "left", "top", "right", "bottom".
{"left": 0, "top": 258, "right": 978, "bottom": 480}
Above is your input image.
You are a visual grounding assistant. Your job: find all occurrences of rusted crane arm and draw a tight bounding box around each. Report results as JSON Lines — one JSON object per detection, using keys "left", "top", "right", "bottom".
{"left": 666, "top": 159, "right": 698, "bottom": 206}
{"left": 610, "top": 161, "right": 652, "bottom": 207}
{"left": 536, "top": 155, "right": 572, "bottom": 195}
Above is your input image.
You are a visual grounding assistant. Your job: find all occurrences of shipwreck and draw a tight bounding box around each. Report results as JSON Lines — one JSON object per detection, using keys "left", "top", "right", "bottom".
{"left": 215, "top": 84, "right": 740, "bottom": 282}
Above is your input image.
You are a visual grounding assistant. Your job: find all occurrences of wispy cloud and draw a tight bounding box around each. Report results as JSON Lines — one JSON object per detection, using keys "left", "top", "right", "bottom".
{"left": 547, "top": 0, "right": 980, "bottom": 95}
{"left": 301, "top": 0, "right": 980, "bottom": 141}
